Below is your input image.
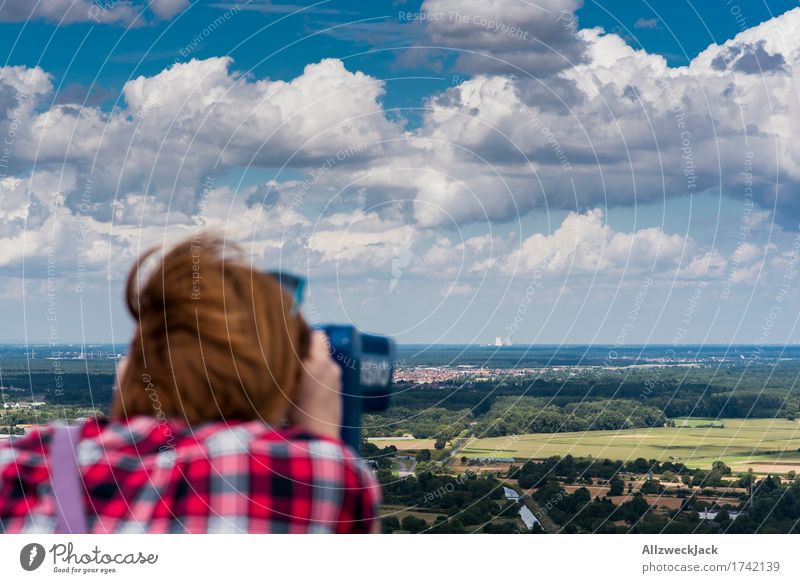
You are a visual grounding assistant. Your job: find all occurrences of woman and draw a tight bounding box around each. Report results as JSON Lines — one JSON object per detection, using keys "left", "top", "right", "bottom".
{"left": 0, "top": 233, "right": 381, "bottom": 533}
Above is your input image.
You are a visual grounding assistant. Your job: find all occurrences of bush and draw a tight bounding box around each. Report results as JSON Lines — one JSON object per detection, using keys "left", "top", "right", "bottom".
{"left": 382, "top": 516, "right": 400, "bottom": 533}
{"left": 401, "top": 515, "right": 427, "bottom": 533}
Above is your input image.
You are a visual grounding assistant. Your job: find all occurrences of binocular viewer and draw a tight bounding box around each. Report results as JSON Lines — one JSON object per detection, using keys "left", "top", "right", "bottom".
{"left": 267, "top": 272, "right": 396, "bottom": 451}
{"left": 319, "top": 325, "right": 396, "bottom": 451}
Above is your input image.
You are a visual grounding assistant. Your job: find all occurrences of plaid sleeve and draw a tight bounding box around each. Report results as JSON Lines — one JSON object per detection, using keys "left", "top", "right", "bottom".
{"left": 0, "top": 428, "right": 52, "bottom": 531}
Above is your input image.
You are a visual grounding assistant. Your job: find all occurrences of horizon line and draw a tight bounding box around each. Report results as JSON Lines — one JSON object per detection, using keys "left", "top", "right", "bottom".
{"left": 1, "top": 342, "right": 799, "bottom": 348}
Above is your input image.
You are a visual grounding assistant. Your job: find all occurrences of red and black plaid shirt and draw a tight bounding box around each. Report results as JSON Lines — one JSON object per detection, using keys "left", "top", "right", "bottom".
{"left": 0, "top": 416, "right": 380, "bottom": 534}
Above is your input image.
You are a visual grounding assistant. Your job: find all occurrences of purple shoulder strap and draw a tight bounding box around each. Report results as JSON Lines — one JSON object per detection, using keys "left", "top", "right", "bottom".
{"left": 50, "top": 425, "right": 88, "bottom": 534}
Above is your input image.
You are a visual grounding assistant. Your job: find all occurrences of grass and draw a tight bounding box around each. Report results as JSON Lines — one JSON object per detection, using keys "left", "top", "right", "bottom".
{"left": 460, "top": 418, "right": 800, "bottom": 472}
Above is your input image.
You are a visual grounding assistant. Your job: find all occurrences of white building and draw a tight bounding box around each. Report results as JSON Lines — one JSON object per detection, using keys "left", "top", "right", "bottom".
{"left": 698, "top": 508, "right": 742, "bottom": 520}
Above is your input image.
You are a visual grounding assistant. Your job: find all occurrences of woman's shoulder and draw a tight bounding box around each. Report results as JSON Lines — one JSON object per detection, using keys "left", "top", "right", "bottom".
{"left": 196, "top": 420, "right": 375, "bottom": 476}
{"left": 92, "top": 417, "right": 373, "bottom": 474}
{"left": 194, "top": 421, "right": 380, "bottom": 493}
{"left": 3, "top": 417, "right": 377, "bottom": 486}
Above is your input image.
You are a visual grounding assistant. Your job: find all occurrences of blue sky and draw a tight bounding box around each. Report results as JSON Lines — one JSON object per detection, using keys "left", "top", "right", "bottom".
{"left": 1, "top": 0, "right": 800, "bottom": 346}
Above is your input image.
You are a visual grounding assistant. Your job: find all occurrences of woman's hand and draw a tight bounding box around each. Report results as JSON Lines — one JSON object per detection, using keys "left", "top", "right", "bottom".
{"left": 288, "top": 331, "right": 342, "bottom": 439}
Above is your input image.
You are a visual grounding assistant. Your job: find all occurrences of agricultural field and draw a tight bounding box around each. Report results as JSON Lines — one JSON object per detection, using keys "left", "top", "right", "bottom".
{"left": 461, "top": 418, "right": 800, "bottom": 473}
{"left": 367, "top": 437, "right": 436, "bottom": 451}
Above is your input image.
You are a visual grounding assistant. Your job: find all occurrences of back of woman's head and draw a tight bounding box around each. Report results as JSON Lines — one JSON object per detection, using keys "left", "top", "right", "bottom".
{"left": 113, "top": 232, "right": 310, "bottom": 425}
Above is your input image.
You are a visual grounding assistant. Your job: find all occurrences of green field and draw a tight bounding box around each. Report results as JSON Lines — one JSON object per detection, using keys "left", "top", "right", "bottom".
{"left": 461, "top": 418, "right": 800, "bottom": 472}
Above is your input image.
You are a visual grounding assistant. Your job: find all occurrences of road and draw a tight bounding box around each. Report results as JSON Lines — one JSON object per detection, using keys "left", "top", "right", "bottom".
{"left": 443, "top": 432, "right": 474, "bottom": 465}
{"left": 395, "top": 456, "right": 417, "bottom": 477}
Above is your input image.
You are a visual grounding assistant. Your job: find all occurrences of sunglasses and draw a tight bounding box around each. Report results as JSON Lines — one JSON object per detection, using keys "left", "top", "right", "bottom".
{"left": 266, "top": 271, "right": 306, "bottom": 315}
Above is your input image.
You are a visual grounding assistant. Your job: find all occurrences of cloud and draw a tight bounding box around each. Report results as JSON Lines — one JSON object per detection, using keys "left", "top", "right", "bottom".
{"left": 297, "top": 208, "right": 753, "bottom": 308}
{"left": 308, "top": 210, "right": 417, "bottom": 269}
{"left": 150, "top": 0, "right": 190, "bottom": 20}
{"left": 0, "top": 65, "right": 52, "bottom": 120}
{"left": 52, "top": 82, "right": 115, "bottom": 106}
{"left": 417, "top": 0, "right": 588, "bottom": 74}
{"left": 0, "top": 57, "right": 403, "bottom": 289}
{"left": 710, "top": 39, "right": 788, "bottom": 74}
{"left": 0, "top": 0, "right": 188, "bottom": 25}
{"left": 0, "top": 170, "right": 108, "bottom": 275}
{"left": 4, "top": 57, "right": 398, "bottom": 222}
{"left": 503, "top": 209, "right": 711, "bottom": 277}
{"left": 304, "top": 207, "right": 737, "bottom": 286}
{"left": 634, "top": 17, "right": 658, "bottom": 29}
{"left": 0, "top": 167, "right": 315, "bottom": 286}
{"left": 336, "top": 7, "right": 800, "bottom": 229}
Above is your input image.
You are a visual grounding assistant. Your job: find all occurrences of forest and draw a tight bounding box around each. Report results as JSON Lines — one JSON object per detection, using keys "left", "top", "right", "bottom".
{"left": 368, "top": 363, "right": 800, "bottom": 438}
{"left": 2, "top": 357, "right": 800, "bottom": 440}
